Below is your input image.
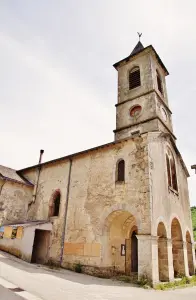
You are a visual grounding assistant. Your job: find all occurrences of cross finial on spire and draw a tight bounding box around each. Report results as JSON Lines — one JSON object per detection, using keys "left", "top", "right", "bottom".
{"left": 137, "top": 32, "right": 142, "bottom": 41}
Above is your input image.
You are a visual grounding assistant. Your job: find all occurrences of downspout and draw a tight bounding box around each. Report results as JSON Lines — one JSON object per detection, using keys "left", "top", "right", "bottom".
{"left": 32, "top": 149, "right": 44, "bottom": 203}
{"left": 60, "top": 158, "right": 72, "bottom": 266}
{"left": 0, "top": 180, "right": 6, "bottom": 196}
{"left": 0, "top": 181, "right": 6, "bottom": 224}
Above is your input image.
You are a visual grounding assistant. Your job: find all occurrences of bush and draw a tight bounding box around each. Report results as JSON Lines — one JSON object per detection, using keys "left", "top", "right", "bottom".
{"left": 74, "top": 262, "right": 82, "bottom": 273}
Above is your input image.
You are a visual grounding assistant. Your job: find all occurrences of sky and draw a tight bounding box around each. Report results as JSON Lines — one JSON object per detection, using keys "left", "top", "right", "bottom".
{"left": 0, "top": 1, "right": 196, "bottom": 205}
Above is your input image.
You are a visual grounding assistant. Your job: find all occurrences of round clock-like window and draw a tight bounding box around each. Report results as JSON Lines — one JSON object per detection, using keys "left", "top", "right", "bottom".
{"left": 130, "top": 105, "right": 142, "bottom": 117}
{"left": 161, "top": 107, "right": 167, "bottom": 121}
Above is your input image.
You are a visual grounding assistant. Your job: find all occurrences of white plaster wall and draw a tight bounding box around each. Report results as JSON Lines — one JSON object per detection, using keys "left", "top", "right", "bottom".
{"left": 0, "top": 223, "right": 52, "bottom": 262}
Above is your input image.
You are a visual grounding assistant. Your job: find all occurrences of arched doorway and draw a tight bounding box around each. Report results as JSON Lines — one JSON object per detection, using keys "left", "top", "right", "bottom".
{"left": 171, "top": 218, "right": 185, "bottom": 277}
{"left": 103, "top": 210, "right": 138, "bottom": 275}
{"left": 186, "top": 231, "right": 194, "bottom": 275}
{"left": 157, "top": 222, "right": 169, "bottom": 281}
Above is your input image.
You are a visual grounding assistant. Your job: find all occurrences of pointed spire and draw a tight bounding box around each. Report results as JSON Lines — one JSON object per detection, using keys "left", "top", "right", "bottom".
{"left": 130, "top": 41, "right": 144, "bottom": 56}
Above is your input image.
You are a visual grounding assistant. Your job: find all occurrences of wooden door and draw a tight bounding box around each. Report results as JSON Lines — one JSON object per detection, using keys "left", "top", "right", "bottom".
{"left": 131, "top": 231, "right": 138, "bottom": 272}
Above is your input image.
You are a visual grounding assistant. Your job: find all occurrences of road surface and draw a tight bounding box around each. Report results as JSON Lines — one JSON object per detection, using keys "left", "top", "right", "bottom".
{"left": 0, "top": 251, "right": 196, "bottom": 300}
{"left": 0, "top": 284, "right": 24, "bottom": 300}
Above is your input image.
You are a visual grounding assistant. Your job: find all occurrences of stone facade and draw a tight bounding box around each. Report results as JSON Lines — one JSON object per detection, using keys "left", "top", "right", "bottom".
{"left": 0, "top": 41, "right": 195, "bottom": 284}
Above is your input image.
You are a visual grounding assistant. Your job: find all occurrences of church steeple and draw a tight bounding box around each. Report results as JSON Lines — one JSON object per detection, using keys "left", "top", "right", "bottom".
{"left": 113, "top": 41, "right": 175, "bottom": 141}
{"left": 130, "top": 41, "right": 144, "bottom": 56}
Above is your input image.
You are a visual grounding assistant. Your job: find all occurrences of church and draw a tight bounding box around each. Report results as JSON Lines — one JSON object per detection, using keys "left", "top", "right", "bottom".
{"left": 0, "top": 40, "right": 195, "bottom": 284}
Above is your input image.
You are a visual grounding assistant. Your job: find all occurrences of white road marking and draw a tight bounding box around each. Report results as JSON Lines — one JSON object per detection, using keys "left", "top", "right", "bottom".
{"left": 0, "top": 277, "right": 17, "bottom": 289}
{"left": 16, "top": 291, "right": 43, "bottom": 300}
{"left": 0, "top": 277, "right": 43, "bottom": 300}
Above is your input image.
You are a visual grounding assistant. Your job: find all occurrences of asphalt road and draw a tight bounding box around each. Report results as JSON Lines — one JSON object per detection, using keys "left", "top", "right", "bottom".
{"left": 0, "top": 251, "right": 196, "bottom": 300}
{"left": 0, "top": 284, "right": 23, "bottom": 300}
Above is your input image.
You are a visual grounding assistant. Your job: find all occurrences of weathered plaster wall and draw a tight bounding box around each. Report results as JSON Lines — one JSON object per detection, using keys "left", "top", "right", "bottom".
{"left": 62, "top": 136, "right": 151, "bottom": 274}
{"left": 23, "top": 161, "right": 71, "bottom": 264}
{"left": 115, "top": 49, "right": 173, "bottom": 141}
{"left": 150, "top": 52, "right": 168, "bottom": 105}
{"left": 148, "top": 132, "right": 193, "bottom": 240}
{"left": 116, "top": 93, "right": 156, "bottom": 130}
{"left": 117, "top": 49, "right": 153, "bottom": 104}
{"left": 0, "top": 181, "right": 32, "bottom": 225}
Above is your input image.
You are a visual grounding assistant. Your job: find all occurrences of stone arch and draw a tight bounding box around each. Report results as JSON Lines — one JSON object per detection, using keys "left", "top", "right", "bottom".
{"left": 48, "top": 189, "right": 61, "bottom": 217}
{"left": 100, "top": 203, "right": 141, "bottom": 235}
{"left": 154, "top": 216, "right": 169, "bottom": 238}
{"left": 171, "top": 218, "right": 185, "bottom": 277}
{"left": 157, "top": 222, "right": 169, "bottom": 281}
{"left": 102, "top": 209, "right": 138, "bottom": 275}
{"left": 186, "top": 230, "right": 194, "bottom": 275}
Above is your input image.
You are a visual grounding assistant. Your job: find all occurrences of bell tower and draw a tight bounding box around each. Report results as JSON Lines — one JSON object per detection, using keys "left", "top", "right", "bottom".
{"left": 113, "top": 40, "right": 175, "bottom": 141}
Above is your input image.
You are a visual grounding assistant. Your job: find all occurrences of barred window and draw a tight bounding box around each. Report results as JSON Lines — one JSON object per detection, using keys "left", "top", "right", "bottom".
{"left": 129, "top": 67, "right": 141, "bottom": 90}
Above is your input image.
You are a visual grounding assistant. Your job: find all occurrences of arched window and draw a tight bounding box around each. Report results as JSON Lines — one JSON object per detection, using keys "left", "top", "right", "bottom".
{"left": 156, "top": 70, "right": 163, "bottom": 94}
{"left": 49, "top": 190, "right": 61, "bottom": 217}
{"left": 116, "top": 160, "right": 125, "bottom": 182}
{"left": 166, "top": 149, "right": 178, "bottom": 191}
{"left": 129, "top": 67, "right": 141, "bottom": 90}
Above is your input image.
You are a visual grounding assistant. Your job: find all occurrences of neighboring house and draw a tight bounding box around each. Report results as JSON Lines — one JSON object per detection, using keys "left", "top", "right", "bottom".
{"left": 0, "top": 40, "right": 195, "bottom": 284}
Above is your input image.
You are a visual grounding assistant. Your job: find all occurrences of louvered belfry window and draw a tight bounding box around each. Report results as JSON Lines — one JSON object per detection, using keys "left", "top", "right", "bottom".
{"left": 157, "top": 71, "right": 163, "bottom": 94}
{"left": 129, "top": 67, "right": 141, "bottom": 90}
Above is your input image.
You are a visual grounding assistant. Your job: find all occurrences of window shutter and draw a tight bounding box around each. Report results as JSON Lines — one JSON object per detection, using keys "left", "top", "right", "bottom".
{"left": 129, "top": 69, "right": 141, "bottom": 90}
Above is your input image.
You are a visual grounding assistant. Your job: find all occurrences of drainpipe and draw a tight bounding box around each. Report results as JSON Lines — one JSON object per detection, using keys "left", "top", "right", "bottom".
{"left": 32, "top": 149, "right": 44, "bottom": 203}
{"left": 0, "top": 180, "right": 6, "bottom": 196}
{"left": 60, "top": 158, "right": 72, "bottom": 266}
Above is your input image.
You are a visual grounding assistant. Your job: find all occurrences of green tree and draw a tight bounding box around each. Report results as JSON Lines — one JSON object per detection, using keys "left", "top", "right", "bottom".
{"left": 191, "top": 206, "right": 196, "bottom": 241}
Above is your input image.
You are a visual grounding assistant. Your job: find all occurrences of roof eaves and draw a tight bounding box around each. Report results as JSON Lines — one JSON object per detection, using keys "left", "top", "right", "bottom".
{"left": 1, "top": 176, "right": 34, "bottom": 187}
{"left": 113, "top": 45, "right": 169, "bottom": 75}
{"left": 17, "top": 138, "right": 133, "bottom": 173}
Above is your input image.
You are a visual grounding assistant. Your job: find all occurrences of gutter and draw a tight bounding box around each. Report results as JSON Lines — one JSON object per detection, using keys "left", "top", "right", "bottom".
{"left": 60, "top": 158, "right": 72, "bottom": 266}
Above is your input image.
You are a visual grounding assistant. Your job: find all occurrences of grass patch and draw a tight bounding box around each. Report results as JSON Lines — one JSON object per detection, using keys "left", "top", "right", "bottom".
{"left": 118, "top": 275, "right": 132, "bottom": 283}
{"left": 74, "top": 262, "right": 82, "bottom": 273}
{"left": 155, "top": 276, "right": 196, "bottom": 290}
{"left": 117, "top": 274, "right": 151, "bottom": 289}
